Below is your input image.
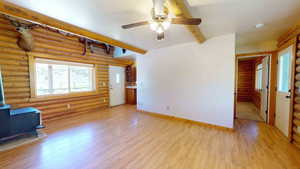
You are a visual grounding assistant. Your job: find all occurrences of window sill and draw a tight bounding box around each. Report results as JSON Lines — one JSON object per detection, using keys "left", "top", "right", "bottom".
{"left": 29, "top": 91, "right": 99, "bottom": 102}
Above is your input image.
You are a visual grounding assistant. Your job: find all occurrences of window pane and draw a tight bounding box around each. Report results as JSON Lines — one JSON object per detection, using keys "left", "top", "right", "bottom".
{"left": 52, "top": 65, "right": 69, "bottom": 94}
{"left": 258, "top": 70, "right": 262, "bottom": 89}
{"left": 70, "top": 66, "right": 93, "bottom": 92}
{"left": 278, "top": 53, "right": 291, "bottom": 92}
{"left": 35, "top": 59, "right": 95, "bottom": 96}
{"left": 255, "top": 64, "right": 263, "bottom": 90}
{"left": 36, "top": 63, "right": 50, "bottom": 95}
{"left": 116, "top": 73, "right": 120, "bottom": 84}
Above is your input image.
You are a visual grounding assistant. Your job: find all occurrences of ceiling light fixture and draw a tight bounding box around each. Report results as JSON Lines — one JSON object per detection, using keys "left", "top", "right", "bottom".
{"left": 256, "top": 23, "right": 264, "bottom": 28}
{"left": 149, "top": 18, "right": 171, "bottom": 34}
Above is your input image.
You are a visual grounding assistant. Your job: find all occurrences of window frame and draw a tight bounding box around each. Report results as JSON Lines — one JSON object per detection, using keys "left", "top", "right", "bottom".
{"left": 277, "top": 52, "right": 291, "bottom": 93}
{"left": 29, "top": 55, "right": 98, "bottom": 101}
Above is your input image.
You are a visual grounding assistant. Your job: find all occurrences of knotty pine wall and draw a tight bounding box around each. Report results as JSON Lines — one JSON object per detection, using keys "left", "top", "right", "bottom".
{"left": 237, "top": 60, "right": 255, "bottom": 102}
{"left": 0, "top": 16, "right": 133, "bottom": 120}
{"left": 237, "top": 57, "right": 264, "bottom": 109}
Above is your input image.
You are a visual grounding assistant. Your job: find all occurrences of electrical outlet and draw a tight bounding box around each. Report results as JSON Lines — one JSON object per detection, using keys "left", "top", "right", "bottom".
{"left": 102, "top": 82, "right": 106, "bottom": 86}
{"left": 166, "top": 106, "right": 170, "bottom": 111}
{"left": 103, "top": 98, "right": 106, "bottom": 102}
{"left": 67, "top": 104, "right": 71, "bottom": 109}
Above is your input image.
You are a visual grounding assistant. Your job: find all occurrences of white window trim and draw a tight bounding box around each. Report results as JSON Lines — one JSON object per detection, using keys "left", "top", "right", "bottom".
{"left": 29, "top": 56, "right": 98, "bottom": 100}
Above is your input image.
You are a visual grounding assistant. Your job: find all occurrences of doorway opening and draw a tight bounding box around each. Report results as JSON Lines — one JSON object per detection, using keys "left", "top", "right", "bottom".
{"left": 235, "top": 55, "right": 271, "bottom": 123}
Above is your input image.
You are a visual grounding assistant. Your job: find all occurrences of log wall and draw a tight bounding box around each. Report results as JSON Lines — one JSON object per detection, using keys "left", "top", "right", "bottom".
{"left": 237, "top": 60, "right": 255, "bottom": 102}
{"left": 237, "top": 57, "right": 264, "bottom": 110}
{"left": 292, "top": 35, "right": 300, "bottom": 148}
{"left": 0, "top": 16, "right": 133, "bottom": 120}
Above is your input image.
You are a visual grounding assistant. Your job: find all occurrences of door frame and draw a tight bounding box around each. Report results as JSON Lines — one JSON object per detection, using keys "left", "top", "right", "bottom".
{"left": 235, "top": 51, "right": 276, "bottom": 125}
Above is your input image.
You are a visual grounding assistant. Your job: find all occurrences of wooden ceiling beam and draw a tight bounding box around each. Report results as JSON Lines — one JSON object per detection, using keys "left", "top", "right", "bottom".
{"left": 236, "top": 51, "right": 277, "bottom": 57}
{"left": 167, "top": 0, "right": 206, "bottom": 43}
{"left": 0, "top": 1, "right": 147, "bottom": 54}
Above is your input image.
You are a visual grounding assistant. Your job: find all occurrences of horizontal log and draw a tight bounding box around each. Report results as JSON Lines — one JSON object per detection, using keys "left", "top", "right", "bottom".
{"left": 4, "top": 88, "right": 30, "bottom": 93}
{"left": 294, "top": 113, "right": 300, "bottom": 120}
{"left": 293, "top": 134, "right": 300, "bottom": 143}
{"left": 42, "top": 105, "right": 107, "bottom": 120}
{"left": 294, "top": 104, "right": 300, "bottom": 111}
{"left": 296, "top": 73, "right": 300, "bottom": 81}
{"left": 296, "top": 66, "right": 300, "bottom": 73}
{"left": 295, "top": 90, "right": 300, "bottom": 96}
{"left": 0, "top": 30, "right": 19, "bottom": 38}
{"left": 294, "top": 119, "right": 300, "bottom": 126}
{"left": 295, "top": 81, "right": 300, "bottom": 87}
{"left": 295, "top": 97, "right": 300, "bottom": 104}
{"left": 296, "top": 58, "right": 300, "bottom": 64}
{"left": 33, "top": 27, "right": 78, "bottom": 42}
{"left": 3, "top": 82, "right": 29, "bottom": 88}
{"left": 0, "top": 22, "right": 15, "bottom": 32}
{"left": 3, "top": 76, "right": 29, "bottom": 83}
{"left": 42, "top": 103, "right": 105, "bottom": 117}
{"left": 294, "top": 141, "right": 300, "bottom": 149}
{"left": 0, "top": 53, "right": 27, "bottom": 60}
{"left": 0, "top": 46, "right": 26, "bottom": 55}
{"left": 6, "top": 92, "right": 30, "bottom": 99}
{"left": 32, "top": 31, "right": 82, "bottom": 47}
{"left": 293, "top": 127, "right": 299, "bottom": 134}
{"left": 6, "top": 98, "right": 30, "bottom": 105}
{"left": 0, "top": 59, "right": 28, "bottom": 66}
{"left": 37, "top": 98, "right": 102, "bottom": 110}
{"left": 1, "top": 71, "right": 28, "bottom": 76}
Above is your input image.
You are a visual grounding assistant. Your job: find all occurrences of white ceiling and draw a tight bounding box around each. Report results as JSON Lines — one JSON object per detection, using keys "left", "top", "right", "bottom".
{"left": 7, "top": 0, "right": 300, "bottom": 53}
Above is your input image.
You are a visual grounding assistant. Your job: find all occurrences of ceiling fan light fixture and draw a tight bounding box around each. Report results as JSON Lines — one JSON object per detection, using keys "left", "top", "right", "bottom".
{"left": 162, "top": 18, "right": 171, "bottom": 29}
{"left": 156, "top": 25, "right": 164, "bottom": 34}
{"left": 149, "top": 18, "right": 170, "bottom": 34}
{"left": 150, "top": 21, "right": 159, "bottom": 31}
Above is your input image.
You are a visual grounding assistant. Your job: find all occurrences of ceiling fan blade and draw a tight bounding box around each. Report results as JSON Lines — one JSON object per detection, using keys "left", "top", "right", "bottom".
{"left": 121, "top": 21, "right": 149, "bottom": 29}
{"left": 171, "top": 18, "right": 202, "bottom": 25}
{"left": 157, "top": 32, "right": 164, "bottom": 41}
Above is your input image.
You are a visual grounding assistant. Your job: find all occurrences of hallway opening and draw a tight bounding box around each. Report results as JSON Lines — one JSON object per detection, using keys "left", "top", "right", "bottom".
{"left": 235, "top": 55, "right": 270, "bottom": 122}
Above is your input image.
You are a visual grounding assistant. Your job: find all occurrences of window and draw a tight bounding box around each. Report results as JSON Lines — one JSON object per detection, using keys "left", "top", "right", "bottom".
{"left": 116, "top": 73, "right": 120, "bottom": 84}
{"left": 255, "top": 64, "right": 263, "bottom": 90}
{"left": 278, "top": 53, "right": 291, "bottom": 92}
{"left": 35, "top": 58, "right": 95, "bottom": 96}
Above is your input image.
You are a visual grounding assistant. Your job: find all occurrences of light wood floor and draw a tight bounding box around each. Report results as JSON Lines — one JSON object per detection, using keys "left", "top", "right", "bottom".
{"left": 236, "top": 102, "right": 264, "bottom": 122}
{"left": 0, "top": 105, "right": 300, "bottom": 169}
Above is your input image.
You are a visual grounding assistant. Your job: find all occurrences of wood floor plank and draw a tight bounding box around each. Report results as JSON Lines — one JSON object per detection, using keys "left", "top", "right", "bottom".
{"left": 0, "top": 105, "right": 300, "bottom": 169}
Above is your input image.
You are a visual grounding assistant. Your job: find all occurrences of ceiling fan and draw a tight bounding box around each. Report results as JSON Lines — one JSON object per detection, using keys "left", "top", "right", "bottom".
{"left": 121, "top": 0, "right": 202, "bottom": 40}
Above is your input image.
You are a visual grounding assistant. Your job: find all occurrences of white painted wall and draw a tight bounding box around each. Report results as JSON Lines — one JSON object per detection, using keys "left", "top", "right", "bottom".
{"left": 136, "top": 33, "right": 236, "bottom": 128}
{"left": 236, "top": 40, "right": 277, "bottom": 54}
